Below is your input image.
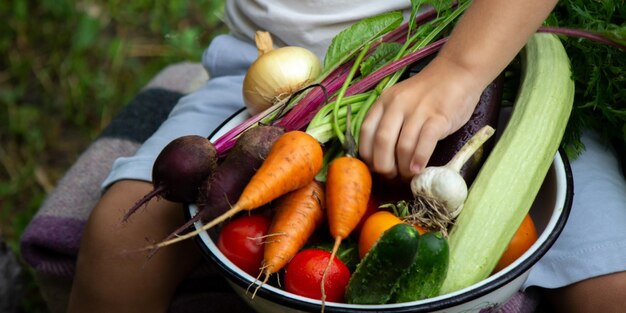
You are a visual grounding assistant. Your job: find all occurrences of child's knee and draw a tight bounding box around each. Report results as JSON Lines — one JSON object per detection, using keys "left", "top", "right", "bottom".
{"left": 543, "top": 271, "right": 626, "bottom": 313}
{"left": 80, "top": 180, "right": 184, "bottom": 254}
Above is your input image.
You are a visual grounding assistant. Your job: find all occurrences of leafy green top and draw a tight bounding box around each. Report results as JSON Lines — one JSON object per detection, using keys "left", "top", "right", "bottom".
{"left": 547, "top": 0, "right": 626, "bottom": 163}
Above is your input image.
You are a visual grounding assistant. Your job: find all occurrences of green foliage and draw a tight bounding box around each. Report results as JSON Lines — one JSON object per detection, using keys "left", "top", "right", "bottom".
{"left": 323, "top": 11, "right": 403, "bottom": 71}
{"left": 360, "top": 42, "right": 403, "bottom": 77}
{"left": 0, "top": 0, "right": 226, "bottom": 311}
{"left": 546, "top": 0, "right": 626, "bottom": 159}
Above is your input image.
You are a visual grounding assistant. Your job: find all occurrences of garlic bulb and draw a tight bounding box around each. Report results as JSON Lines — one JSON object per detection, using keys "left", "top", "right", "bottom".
{"left": 409, "top": 125, "right": 495, "bottom": 233}
{"left": 410, "top": 166, "right": 468, "bottom": 217}
{"left": 242, "top": 31, "right": 322, "bottom": 115}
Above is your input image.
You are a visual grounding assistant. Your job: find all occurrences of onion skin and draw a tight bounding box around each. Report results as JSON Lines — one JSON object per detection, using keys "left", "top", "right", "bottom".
{"left": 243, "top": 46, "right": 322, "bottom": 115}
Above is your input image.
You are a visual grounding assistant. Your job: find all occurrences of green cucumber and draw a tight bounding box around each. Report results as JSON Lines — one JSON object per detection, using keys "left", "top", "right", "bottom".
{"left": 392, "top": 232, "right": 449, "bottom": 302}
{"left": 345, "top": 223, "right": 420, "bottom": 304}
{"left": 440, "top": 34, "right": 574, "bottom": 293}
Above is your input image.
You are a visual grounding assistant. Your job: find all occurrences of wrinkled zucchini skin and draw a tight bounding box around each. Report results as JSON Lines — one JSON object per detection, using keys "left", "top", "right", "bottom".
{"left": 441, "top": 33, "right": 575, "bottom": 294}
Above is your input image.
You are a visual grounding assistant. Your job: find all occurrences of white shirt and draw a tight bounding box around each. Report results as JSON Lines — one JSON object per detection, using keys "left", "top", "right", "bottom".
{"left": 224, "top": 0, "right": 412, "bottom": 59}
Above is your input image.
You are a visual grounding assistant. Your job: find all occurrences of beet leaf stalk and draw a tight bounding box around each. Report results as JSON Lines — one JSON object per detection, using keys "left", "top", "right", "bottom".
{"left": 538, "top": 26, "right": 626, "bottom": 51}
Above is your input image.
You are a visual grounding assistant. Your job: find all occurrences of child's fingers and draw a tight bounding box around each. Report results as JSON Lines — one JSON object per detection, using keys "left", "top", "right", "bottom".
{"left": 369, "top": 103, "right": 404, "bottom": 179}
{"left": 410, "top": 117, "right": 448, "bottom": 175}
{"left": 358, "top": 101, "right": 382, "bottom": 166}
{"left": 396, "top": 112, "right": 425, "bottom": 181}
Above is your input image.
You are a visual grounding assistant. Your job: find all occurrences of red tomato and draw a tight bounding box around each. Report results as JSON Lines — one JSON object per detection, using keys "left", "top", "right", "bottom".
{"left": 284, "top": 249, "right": 351, "bottom": 302}
{"left": 217, "top": 214, "right": 270, "bottom": 277}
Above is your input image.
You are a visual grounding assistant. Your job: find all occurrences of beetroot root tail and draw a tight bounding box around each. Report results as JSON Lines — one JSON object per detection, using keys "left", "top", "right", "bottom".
{"left": 121, "top": 185, "right": 166, "bottom": 222}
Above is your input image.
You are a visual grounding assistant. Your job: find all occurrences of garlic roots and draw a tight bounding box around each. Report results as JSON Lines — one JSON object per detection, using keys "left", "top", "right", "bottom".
{"left": 409, "top": 125, "right": 495, "bottom": 234}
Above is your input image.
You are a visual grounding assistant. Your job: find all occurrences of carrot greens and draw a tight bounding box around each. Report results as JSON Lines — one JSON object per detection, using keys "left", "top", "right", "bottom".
{"left": 543, "top": 0, "right": 626, "bottom": 162}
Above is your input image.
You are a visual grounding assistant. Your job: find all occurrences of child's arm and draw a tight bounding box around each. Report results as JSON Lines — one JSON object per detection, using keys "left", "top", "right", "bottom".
{"left": 358, "top": 0, "right": 559, "bottom": 181}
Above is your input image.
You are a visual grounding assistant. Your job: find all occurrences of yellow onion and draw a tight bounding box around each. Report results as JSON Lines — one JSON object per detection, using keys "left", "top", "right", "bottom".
{"left": 243, "top": 31, "right": 322, "bottom": 115}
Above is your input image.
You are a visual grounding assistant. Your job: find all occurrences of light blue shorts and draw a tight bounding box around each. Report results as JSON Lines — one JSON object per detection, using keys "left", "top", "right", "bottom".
{"left": 101, "top": 34, "right": 257, "bottom": 189}
{"left": 103, "top": 34, "right": 626, "bottom": 290}
{"left": 524, "top": 131, "right": 626, "bottom": 289}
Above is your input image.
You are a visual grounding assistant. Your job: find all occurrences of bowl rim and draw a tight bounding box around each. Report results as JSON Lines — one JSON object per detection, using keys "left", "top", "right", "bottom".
{"left": 187, "top": 108, "right": 574, "bottom": 312}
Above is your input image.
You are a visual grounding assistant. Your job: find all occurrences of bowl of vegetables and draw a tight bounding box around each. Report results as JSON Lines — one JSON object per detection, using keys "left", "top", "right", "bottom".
{"left": 186, "top": 104, "right": 572, "bottom": 313}
{"left": 178, "top": 29, "right": 575, "bottom": 313}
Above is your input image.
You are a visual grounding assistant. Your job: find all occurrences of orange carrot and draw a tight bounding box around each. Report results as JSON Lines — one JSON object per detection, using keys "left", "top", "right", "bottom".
{"left": 145, "top": 130, "right": 324, "bottom": 250}
{"left": 255, "top": 180, "right": 325, "bottom": 294}
{"left": 326, "top": 157, "right": 372, "bottom": 240}
{"left": 321, "top": 155, "right": 372, "bottom": 304}
{"left": 235, "top": 130, "right": 323, "bottom": 212}
{"left": 318, "top": 100, "right": 373, "bottom": 308}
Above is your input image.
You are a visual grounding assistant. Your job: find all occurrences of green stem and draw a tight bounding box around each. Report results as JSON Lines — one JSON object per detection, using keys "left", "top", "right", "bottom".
{"left": 308, "top": 101, "right": 372, "bottom": 144}
{"left": 315, "top": 140, "right": 345, "bottom": 182}
{"left": 352, "top": 91, "right": 381, "bottom": 143}
{"left": 333, "top": 42, "right": 372, "bottom": 144}
{"left": 308, "top": 93, "right": 370, "bottom": 129}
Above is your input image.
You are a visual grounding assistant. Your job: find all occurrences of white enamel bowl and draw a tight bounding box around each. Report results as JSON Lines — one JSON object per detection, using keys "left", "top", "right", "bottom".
{"left": 187, "top": 109, "right": 573, "bottom": 313}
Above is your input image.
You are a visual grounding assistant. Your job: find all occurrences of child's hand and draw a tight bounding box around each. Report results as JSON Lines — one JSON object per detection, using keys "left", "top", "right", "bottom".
{"left": 358, "top": 56, "right": 485, "bottom": 181}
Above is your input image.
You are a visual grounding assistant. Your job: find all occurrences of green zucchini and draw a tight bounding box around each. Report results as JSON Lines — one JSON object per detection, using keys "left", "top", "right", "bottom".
{"left": 392, "top": 232, "right": 449, "bottom": 302}
{"left": 440, "top": 34, "right": 574, "bottom": 293}
{"left": 345, "top": 223, "right": 420, "bottom": 304}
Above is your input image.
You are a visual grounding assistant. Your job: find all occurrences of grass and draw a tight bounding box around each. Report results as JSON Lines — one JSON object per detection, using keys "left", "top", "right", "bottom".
{"left": 0, "top": 1, "right": 227, "bottom": 311}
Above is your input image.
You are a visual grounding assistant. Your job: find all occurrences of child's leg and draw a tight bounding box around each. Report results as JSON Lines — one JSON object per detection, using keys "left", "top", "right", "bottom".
{"left": 543, "top": 272, "right": 626, "bottom": 313}
{"left": 66, "top": 35, "right": 259, "bottom": 312}
{"left": 67, "top": 180, "right": 202, "bottom": 313}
